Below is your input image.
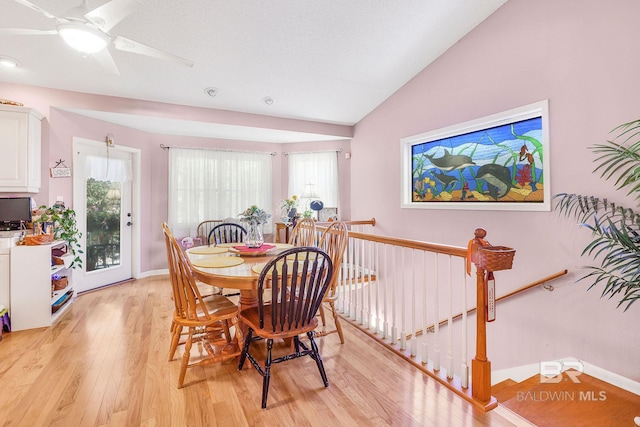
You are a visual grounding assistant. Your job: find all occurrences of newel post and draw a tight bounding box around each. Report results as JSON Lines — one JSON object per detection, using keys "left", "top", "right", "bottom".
{"left": 467, "top": 228, "right": 515, "bottom": 405}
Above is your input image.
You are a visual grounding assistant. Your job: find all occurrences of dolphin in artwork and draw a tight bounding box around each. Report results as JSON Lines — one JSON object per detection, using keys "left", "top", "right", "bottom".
{"left": 476, "top": 164, "right": 513, "bottom": 199}
{"left": 431, "top": 171, "right": 459, "bottom": 191}
{"left": 426, "top": 149, "right": 475, "bottom": 171}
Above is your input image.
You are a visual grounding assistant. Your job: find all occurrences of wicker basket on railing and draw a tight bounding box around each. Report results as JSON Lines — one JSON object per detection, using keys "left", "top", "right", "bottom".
{"left": 477, "top": 245, "right": 515, "bottom": 271}
{"left": 24, "top": 234, "right": 54, "bottom": 246}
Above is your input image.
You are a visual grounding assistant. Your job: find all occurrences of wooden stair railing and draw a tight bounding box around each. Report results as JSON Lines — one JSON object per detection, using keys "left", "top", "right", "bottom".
{"left": 415, "top": 269, "right": 568, "bottom": 335}
{"left": 315, "top": 222, "right": 567, "bottom": 412}
{"left": 319, "top": 223, "right": 522, "bottom": 412}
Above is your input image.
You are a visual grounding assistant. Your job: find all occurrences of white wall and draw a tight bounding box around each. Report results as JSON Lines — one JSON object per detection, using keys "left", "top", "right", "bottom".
{"left": 349, "top": 0, "right": 640, "bottom": 380}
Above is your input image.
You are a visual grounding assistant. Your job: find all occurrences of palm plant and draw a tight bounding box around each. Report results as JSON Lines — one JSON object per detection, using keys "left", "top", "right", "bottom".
{"left": 554, "top": 119, "right": 640, "bottom": 311}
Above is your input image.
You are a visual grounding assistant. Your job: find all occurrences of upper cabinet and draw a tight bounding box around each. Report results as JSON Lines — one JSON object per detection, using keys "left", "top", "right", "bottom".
{"left": 0, "top": 105, "right": 43, "bottom": 193}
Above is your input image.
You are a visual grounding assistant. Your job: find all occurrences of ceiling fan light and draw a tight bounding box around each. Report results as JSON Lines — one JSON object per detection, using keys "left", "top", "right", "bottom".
{"left": 58, "top": 24, "right": 109, "bottom": 54}
{"left": 0, "top": 57, "right": 18, "bottom": 68}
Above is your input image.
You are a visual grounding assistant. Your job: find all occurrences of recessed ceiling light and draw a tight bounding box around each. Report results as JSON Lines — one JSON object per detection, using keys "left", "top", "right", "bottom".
{"left": 205, "top": 87, "right": 219, "bottom": 97}
{"left": 263, "top": 96, "right": 276, "bottom": 106}
{"left": 0, "top": 57, "right": 18, "bottom": 68}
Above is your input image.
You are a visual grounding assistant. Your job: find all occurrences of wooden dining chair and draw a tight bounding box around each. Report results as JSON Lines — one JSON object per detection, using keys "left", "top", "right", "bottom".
{"left": 208, "top": 222, "right": 247, "bottom": 245}
{"left": 196, "top": 219, "right": 223, "bottom": 244}
{"left": 205, "top": 222, "right": 247, "bottom": 298}
{"left": 316, "top": 221, "right": 349, "bottom": 344}
{"left": 237, "top": 246, "right": 334, "bottom": 409}
{"left": 287, "top": 217, "right": 317, "bottom": 246}
{"left": 163, "top": 223, "right": 238, "bottom": 388}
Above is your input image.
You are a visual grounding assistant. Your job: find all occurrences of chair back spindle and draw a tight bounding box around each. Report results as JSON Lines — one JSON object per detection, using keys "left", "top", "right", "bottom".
{"left": 288, "top": 218, "right": 317, "bottom": 246}
{"left": 208, "top": 223, "right": 247, "bottom": 245}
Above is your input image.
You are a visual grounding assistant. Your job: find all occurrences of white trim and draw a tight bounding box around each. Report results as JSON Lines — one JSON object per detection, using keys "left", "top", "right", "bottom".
{"left": 492, "top": 356, "right": 640, "bottom": 396}
{"left": 72, "top": 137, "right": 142, "bottom": 284}
{"left": 493, "top": 405, "right": 537, "bottom": 427}
{"left": 401, "top": 100, "right": 550, "bottom": 211}
{"left": 137, "top": 269, "right": 168, "bottom": 279}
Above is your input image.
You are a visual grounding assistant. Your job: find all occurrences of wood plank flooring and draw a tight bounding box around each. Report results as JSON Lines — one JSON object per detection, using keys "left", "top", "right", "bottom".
{"left": 0, "top": 276, "right": 517, "bottom": 427}
{"left": 493, "top": 372, "right": 640, "bottom": 426}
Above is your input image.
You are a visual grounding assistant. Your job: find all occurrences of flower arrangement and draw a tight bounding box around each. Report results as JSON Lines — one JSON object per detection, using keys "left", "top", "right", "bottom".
{"left": 238, "top": 205, "right": 271, "bottom": 225}
{"left": 280, "top": 195, "right": 299, "bottom": 211}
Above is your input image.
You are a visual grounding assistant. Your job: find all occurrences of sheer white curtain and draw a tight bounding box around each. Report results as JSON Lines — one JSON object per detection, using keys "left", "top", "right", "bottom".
{"left": 288, "top": 151, "right": 339, "bottom": 213}
{"left": 168, "top": 148, "right": 272, "bottom": 237}
{"left": 85, "top": 154, "right": 132, "bottom": 183}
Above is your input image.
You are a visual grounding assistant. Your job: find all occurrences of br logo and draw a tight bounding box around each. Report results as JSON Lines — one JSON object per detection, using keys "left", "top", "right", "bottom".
{"left": 539, "top": 360, "right": 584, "bottom": 383}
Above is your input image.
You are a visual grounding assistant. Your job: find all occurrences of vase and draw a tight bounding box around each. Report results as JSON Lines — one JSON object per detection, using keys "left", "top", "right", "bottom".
{"left": 245, "top": 221, "right": 264, "bottom": 248}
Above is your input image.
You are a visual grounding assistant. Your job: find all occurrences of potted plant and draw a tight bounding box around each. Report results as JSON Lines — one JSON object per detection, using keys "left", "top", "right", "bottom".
{"left": 554, "top": 119, "right": 640, "bottom": 311}
{"left": 280, "top": 195, "right": 298, "bottom": 223}
{"left": 34, "top": 204, "right": 83, "bottom": 269}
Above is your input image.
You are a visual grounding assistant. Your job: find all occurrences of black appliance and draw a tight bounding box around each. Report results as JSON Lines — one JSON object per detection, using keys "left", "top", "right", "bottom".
{"left": 0, "top": 197, "right": 32, "bottom": 230}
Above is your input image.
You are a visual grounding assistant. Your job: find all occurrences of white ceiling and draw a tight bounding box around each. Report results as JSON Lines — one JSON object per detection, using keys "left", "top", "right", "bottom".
{"left": 0, "top": 0, "right": 507, "bottom": 142}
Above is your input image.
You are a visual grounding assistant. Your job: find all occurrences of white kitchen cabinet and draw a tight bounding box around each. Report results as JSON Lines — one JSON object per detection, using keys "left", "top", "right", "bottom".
{"left": 10, "top": 241, "right": 74, "bottom": 331}
{"left": 0, "top": 105, "right": 43, "bottom": 193}
{"left": 0, "top": 250, "right": 9, "bottom": 310}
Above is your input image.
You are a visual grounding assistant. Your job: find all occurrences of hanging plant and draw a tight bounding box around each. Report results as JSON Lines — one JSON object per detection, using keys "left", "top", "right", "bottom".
{"left": 34, "top": 205, "right": 84, "bottom": 269}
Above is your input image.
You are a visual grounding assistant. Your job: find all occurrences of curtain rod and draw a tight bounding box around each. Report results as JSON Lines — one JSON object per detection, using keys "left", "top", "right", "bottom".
{"left": 283, "top": 148, "right": 343, "bottom": 156}
{"left": 160, "top": 144, "right": 277, "bottom": 156}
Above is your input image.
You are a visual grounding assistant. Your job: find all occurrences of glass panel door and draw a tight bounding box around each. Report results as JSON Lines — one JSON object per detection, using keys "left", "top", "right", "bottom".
{"left": 73, "top": 140, "right": 133, "bottom": 292}
{"left": 86, "top": 179, "right": 122, "bottom": 272}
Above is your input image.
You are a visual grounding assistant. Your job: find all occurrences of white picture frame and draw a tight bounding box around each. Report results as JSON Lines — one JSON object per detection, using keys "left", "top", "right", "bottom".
{"left": 319, "top": 207, "right": 338, "bottom": 222}
{"left": 400, "top": 100, "right": 550, "bottom": 211}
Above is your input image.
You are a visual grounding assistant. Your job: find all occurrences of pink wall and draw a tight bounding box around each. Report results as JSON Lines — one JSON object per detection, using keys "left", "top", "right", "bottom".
{"left": 350, "top": 0, "right": 640, "bottom": 379}
{"left": 0, "top": 83, "right": 352, "bottom": 273}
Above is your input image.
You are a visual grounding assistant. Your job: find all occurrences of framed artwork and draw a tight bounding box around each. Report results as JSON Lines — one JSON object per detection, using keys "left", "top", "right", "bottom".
{"left": 319, "top": 207, "right": 338, "bottom": 222}
{"left": 400, "top": 100, "right": 550, "bottom": 211}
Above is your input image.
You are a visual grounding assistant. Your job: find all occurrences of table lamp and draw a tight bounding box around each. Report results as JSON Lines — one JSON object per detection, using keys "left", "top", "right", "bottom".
{"left": 301, "top": 183, "right": 323, "bottom": 220}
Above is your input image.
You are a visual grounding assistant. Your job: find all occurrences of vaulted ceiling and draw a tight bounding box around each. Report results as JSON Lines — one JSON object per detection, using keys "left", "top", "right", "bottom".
{"left": 0, "top": 0, "right": 507, "bottom": 141}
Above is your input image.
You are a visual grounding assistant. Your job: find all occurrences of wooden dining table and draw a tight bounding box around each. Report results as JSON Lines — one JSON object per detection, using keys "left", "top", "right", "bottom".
{"left": 185, "top": 242, "right": 295, "bottom": 353}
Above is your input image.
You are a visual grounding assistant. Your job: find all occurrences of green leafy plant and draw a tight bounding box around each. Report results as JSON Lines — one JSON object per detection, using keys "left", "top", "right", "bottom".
{"left": 554, "top": 119, "right": 640, "bottom": 311}
{"left": 35, "top": 205, "right": 84, "bottom": 269}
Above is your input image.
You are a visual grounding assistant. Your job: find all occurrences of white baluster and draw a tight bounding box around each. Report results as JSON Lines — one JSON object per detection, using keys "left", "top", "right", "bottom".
{"left": 421, "top": 338, "right": 429, "bottom": 365}
{"left": 447, "top": 255, "right": 454, "bottom": 379}
{"left": 433, "top": 254, "right": 440, "bottom": 371}
{"left": 400, "top": 248, "right": 406, "bottom": 351}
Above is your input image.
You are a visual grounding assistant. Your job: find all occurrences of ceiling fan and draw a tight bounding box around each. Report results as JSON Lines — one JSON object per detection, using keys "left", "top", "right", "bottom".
{"left": 1, "top": 0, "right": 193, "bottom": 75}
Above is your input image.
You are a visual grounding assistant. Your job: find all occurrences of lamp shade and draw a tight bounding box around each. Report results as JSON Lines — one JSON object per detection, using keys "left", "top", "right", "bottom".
{"left": 301, "top": 183, "right": 319, "bottom": 199}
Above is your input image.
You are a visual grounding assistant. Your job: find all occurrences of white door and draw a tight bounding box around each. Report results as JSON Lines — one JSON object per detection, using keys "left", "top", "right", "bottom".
{"left": 73, "top": 139, "right": 136, "bottom": 292}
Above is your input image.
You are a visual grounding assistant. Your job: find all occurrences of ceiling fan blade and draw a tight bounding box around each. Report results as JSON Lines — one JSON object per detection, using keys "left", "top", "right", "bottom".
{"left": 0, "top": 28, "right": 58, "bottom": 36}
{"left": 93, "top": 49, "right": 121, "bottom": 76}
{"left": 10, "top": 0, "right": 60, "bottom": 21}
{"left": 113, "top": 36, "right": 194, "bottom": 68}
{"left": 85, "top": 0, "right": 142, "bottom": 32}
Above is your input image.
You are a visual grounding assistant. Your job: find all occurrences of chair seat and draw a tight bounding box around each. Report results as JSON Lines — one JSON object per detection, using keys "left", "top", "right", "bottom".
{"left": 172, "top": 294, "right": 237, "bottom": 328}
{"left": 203, "top": 294, "right": 238, "bottom": 315}
{"left": 240, "top": 305, "right": 319, "bottom": 340}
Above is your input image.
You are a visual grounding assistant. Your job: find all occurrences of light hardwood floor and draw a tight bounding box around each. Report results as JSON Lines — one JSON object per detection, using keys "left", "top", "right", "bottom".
{"left": 0, "top": 276, "right": 518, "bottom": 427}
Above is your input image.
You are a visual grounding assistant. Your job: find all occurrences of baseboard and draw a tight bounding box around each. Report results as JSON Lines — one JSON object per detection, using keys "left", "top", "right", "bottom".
{"left": 493, "top": 404, "right": 537, "bottom": 427}
{"left": 492, "top": 356, "right": 640, "bottom": 396}
{"left": 137, "top": 268, "right": 168, "bottom": 278}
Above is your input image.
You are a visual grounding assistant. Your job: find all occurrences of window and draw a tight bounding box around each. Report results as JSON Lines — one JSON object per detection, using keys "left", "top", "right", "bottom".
{"left": 288, "top": 151, "right": 339, "bottom": 214}
{"left": 168, "top": 148, "right": 272, "bottom": 236}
